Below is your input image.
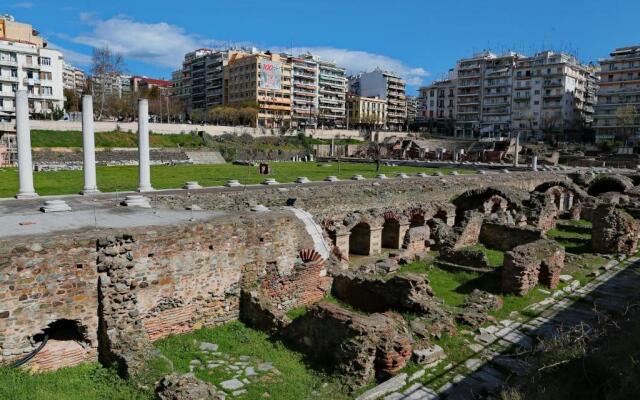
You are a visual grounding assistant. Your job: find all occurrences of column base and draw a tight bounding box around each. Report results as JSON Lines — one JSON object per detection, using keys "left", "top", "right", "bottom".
{"left": 81, "top": 188, "right": 101, "bottom": 195}
{"left": 15, "top": 191, "right": 38, "bottom": 199}
{"left": 137, "top": 186, "right": 154, "bottom": 193}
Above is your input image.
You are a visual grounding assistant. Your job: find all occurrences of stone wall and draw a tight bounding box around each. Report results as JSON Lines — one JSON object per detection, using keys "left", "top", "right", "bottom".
{"left": 0, "top": 210, "right": 315, "bottom": 368}
{"left": 156, "top": 172, "right": 564, "bottom": 221}
{"left": 479, "top": 223, "right": 543, "bottom": 251}
{"left": 502, "top": 239, "right": 565, "bottom": 296}
{"left": 591, "top": 204, "right": 639, "bottom": 255}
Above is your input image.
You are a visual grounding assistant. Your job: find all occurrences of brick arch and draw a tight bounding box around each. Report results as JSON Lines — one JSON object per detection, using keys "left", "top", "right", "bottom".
{"left": 407, "top": 207, "right": 427, "bottom": 228}
{"left": 381, "top": 211, "right": 404, "bottom": 249}
{"left": 588, "top": 175, "right": 633, "bottom": 196}
{"left": 299, "top": 248, "right": 324, "bottom": 263}
{"left": 383, "top": 211, "right": 400, "bottom": 222}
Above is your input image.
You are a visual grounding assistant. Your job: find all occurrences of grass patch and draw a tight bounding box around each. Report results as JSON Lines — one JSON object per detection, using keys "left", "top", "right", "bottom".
{"left": 466, "top": 244, "right": 505, "bottom": 267}
{"left": 0, "top": 363, "right": 149, "bottom": 400}
{"left": 32, "top": 130, "right": 207, "bottom": 148}
{"left": 285, "top": 306, "right": 308, "bottom": 320}
{"left": 154, "top": 321, "right": 347, "bottom": 400}
{"left": 548, "top": 221, "right": 592, "bottom": 254}
{"left": 0, "top": 162, "right": 473, "bottom": 198}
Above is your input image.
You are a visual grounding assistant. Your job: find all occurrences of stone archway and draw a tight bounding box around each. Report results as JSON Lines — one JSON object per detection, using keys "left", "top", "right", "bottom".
{"left": 381, "top": 212, "right": 402, "bottom": 249}
{"left": 409, "top": 209, "right": 426, "bottom": 228}
{"left": 350, "top": 222, "right": 372, "bottom": 255}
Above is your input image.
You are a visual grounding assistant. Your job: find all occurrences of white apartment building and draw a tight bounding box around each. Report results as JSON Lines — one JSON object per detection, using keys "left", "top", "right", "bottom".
{"left": 0, "top": 15, "right": 64, "bottom": 121}
{"left": 419, "top": 72, "right": 456, "bottom": 123}
{"left": 420, "top": 50, "right": 597, "bottom": 138}
{"left": 594, "top": 45, "right": 640, "bottom": 141}
{"left": 349, "top": 68, "right": 407, "bottom": 130}
{"left": 481, "top": 53, "right": 519, "bottom": 134}
{"left": 512, "top": 51, "right": 597, "bottom": 137}
{"left": 62, "top": 62, "right": 85, "bottom": 95}
{"left": 314, "top": 57, "right": 347, "bottom": 128}
{"left": 289, "top": 55, "right": 319, "bottom": 128}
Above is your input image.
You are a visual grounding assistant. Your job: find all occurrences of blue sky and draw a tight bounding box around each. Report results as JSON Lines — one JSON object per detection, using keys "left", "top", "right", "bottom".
{"left": 5, "top": 0, "right": 639, "bottom": 94}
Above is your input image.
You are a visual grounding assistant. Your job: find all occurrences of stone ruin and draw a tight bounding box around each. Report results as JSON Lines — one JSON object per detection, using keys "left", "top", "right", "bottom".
{"left": 7, "top": 165, "right": 640, "bottom": 394}
{"left": 591, "top": 204, "right": 640, "bottom": 255}
{"left": 283, "top": 302, "right": 413, "bottom": 386}
{"left": 502, "top": 239, "right": 565, "bottom": 296}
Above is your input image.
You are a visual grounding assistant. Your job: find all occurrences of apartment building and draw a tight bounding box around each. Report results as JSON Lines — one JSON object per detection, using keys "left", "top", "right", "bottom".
{"left": 90, "top": 73, "right": 132, "bottom": 98}
{"left": 481, "top": 53, "right": 519, "bottom": 134}
{"left": 454, "top": 51, "right": 494, "bottom": 136}
{"left": 173, "top": 48, "right": 247, "bottom": 112}
{"left": 511, "top": 51, "right": 597, "bottom": 137}
{"left": 594, "top": 45, "right": 640, "bottom": 141}
{"left": 346, "top": 94, "right": 387, "bottom": 129}
{"left": 225, "top": 51, "right": 292, "bottom": 128}
{"left": 62, "top": 62, "right": 85, "bottom": 95}
{"left": 289, "top": 55, "right": 319, "bottom": 128}
{"left": 420, "top": 50, "right": 597, "bottom": 138}
{"left": 406, "top": 95, "right": 418, "bottom": 124}
{"left": 312, "top": 57, "right": 347, "bottom": 128}
{"left": 418, "top": 76, "right": 456, "bottom": 122}
{"left": 0, "top": 15, "right": 64, "bottom": 120}
{"left": 349, "top": 68, "right": 407, "bottom": 130}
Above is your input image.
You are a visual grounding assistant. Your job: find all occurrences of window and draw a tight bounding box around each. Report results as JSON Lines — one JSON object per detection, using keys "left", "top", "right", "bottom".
{"left": 39, "top": 57, "right": 51, "bottom": 66}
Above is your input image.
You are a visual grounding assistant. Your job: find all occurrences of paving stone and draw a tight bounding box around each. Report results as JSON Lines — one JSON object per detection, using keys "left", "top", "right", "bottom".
{"left": 383, "top": 393, "right": 404, "bottom": 400}
{"left": 464, "top": 358, "right": 482, "bottom": 371}
{"left": 409, "top": 369, "right": 426, "bottom": 382}
{"left": 412, "top": 345, "right": 445, "bottom": 365}
{"left": 559, "top": 274, "right": 573, "bottom": 283}
{"left": 199, "top": 342, "right": 219, "bottom": 352}
{"left": 245, "top": 367, "right": 256, "bottom": 376}
{"left": 437, "top": 382, "right": 453, "bottom": 393}
{"left": 257, "top": 362, "right": 274, "bottom": 372}
{"left": 402, "top": 383, "right": 438, "bottom": 400}
{"left": 475, "top": 332, "right": 496, "bottom": 345}
{"left": 356, "top": 373, "right": 408, "bottom": 400}
{"left": 468, "top": 343, "right": 484, "bottom": 353}
{"left": 220, "top": 379, "right": 244, "bottom": 391}
{"left": 232, "top": 389, "right": 247, "bottom": 396}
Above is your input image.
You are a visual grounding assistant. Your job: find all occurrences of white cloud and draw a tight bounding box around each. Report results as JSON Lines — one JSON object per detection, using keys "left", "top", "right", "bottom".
{"left": 66, "top": 15, "right": 429, "bottom": 85}
{"left": 286, "top": 46, "right": 430, "bottom": 86}
{"left": 72, "top": 15, "right": 221, "bottom": 68}
{"left": 12, "top": 2, "right": 33, "bottom": 9}
{"left": 48, "top": 42, "right": 92, "bottom": 67}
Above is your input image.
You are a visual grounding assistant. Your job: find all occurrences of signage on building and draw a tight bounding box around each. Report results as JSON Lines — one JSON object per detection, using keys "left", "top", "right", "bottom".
{"left": 259, "top": 61, "right": 282, "bottom": 90}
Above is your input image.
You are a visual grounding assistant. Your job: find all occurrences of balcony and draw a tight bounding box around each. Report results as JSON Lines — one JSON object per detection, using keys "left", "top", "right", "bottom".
{"left": 0, "top": 59, "right": 18, "bottom": 67}
{"left": 0, "top": 75, "right": 18, "bottom": 83}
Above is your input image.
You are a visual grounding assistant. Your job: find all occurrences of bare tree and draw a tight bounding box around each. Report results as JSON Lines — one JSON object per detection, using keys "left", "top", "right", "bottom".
{"left": 90, "top": 46, "right": 125, "bottom": 120}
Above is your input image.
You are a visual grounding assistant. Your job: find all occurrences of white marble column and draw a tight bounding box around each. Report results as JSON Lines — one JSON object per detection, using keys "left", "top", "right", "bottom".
{"left": 137, "top": 99, "right": 153, "bottom": 192}
{"left": 15, "top": 90, "right": 37, "bottom": 199}
{"left": 81, "top": 95, "right": 99, "bottom": 194}
{"left": 532, "top": 155, "right": 538, "bottom": 171}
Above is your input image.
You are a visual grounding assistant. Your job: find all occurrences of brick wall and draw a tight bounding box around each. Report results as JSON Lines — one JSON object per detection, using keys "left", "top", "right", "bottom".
{"left": 0, "top": 210, "right": 314, "bottom": 368}
{"left": 479, "top": 223, "right": 543, "bottom": 251}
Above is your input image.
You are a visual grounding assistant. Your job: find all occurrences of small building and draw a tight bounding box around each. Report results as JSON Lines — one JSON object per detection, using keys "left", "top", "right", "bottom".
{"left": 346, "top": 94, "right": 387, "bottom": 130}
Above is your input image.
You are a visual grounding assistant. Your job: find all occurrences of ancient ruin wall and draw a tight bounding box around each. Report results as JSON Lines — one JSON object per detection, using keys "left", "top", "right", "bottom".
{"left": 154, "top": 172, "right": 565, "bottom": 219}
{"left": 0, "top": 210, "right": 315, "bottom": 366}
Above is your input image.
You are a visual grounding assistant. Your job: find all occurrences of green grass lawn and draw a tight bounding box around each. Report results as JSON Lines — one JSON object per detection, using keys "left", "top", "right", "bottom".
{"left": 0, "top": 162, "right": 471, "bottom": 198}
{"left": 0, "top": 363, "right": 149, "bottom": 400}
{"left": 31, "top": 130, "right": 207, "bottom": 148}
{"left": 425, "top": 262, "right": 562, "bottom": 319}
{"left": 547, "top": 220, "right": 593, "bottom": 254}
{"left": 154, "top": 321, "right": 347, "bottom": 400}
{"left": 465, "top": 244, "right": 505, "bottom": 267}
